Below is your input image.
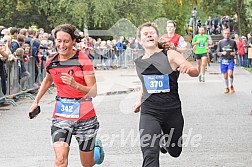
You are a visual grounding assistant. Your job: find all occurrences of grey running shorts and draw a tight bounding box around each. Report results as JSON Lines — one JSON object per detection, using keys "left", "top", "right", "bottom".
{"left": 51, "top": 116, "right": 99, "bottom": 151}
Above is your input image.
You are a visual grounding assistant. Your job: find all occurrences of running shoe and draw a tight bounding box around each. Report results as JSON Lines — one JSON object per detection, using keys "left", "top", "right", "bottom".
{"left": 94, "top": 139, "right": 105, "bottom": 165}
{"left": 160, "top": 138, "right": 168, "bottom": 154}
{"left": 230, "top": 86, "right": 235, "bottom": 93}
{"left": 198, "top": 75, "right": 201, "bottom": 82}
{"left": 160, "top": 146, "right": 168, "bottom": 154}
{"left": 201, "top": 76, "right": 205, "bottom": 82}
{"left": 224, "top": 88, "right": 229, "bottom": 93}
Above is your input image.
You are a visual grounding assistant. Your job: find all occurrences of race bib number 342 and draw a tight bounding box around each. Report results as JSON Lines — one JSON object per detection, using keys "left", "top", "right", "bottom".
{"left": 55, "top": 98, "right": 80, "bottom": 118}
{"left": 143, "top": 74, "right": 170, "bottom": 93}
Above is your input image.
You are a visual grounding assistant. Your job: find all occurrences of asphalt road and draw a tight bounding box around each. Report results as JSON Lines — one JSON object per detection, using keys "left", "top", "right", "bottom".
{"left": 0, "top": 63, "right": 252, "bottom": 167}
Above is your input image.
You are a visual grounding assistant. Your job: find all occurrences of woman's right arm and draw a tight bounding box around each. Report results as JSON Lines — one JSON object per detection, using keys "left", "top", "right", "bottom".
{"left": 133, "top": 85, "right": 143, "bottom": 113}
{"left": 28, "top": 73, "right": 53, "bottom": 113}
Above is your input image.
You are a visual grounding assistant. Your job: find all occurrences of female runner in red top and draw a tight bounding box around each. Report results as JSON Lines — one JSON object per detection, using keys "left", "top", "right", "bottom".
{"left": 28, "top": 24, "right": 104, "bottom": 167}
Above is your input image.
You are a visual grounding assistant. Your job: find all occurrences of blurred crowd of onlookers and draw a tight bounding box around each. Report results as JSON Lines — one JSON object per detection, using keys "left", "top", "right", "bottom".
{"left": 75, "top": 35, "right": 144, "bottom": 70}
{"left": 0, "top": 25, "right": 145, "bottom": 101}
{"left": 186, "top": 14, "right": 252, "bottom": 67}
{"left": 207, "top": 32, "right": 252, "bottom": 68}
{"left": 1, "top": 22, "right": 251, "bottom": 101}
{"left": 186, "top": 15, "right": 239, "bottom": 36}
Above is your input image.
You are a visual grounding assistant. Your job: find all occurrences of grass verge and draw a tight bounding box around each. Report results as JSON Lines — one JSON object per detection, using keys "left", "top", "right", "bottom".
{"left": 245, "top": 68, "right": 252, "bottom": 73}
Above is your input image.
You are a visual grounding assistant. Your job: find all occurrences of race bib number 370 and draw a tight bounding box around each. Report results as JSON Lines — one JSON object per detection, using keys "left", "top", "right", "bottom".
{"left": 143, "top": 74, "right": 170, "bottom": 93}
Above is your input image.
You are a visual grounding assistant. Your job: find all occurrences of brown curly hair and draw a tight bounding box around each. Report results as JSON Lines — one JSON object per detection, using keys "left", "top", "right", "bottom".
{"left": 53, "top": 24, "right": 83, "bottom": 43}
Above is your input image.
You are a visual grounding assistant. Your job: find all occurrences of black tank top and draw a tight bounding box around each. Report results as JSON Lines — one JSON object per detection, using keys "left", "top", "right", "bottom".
{"left": 135, "top": 50, "right": 181, "bottom": 113}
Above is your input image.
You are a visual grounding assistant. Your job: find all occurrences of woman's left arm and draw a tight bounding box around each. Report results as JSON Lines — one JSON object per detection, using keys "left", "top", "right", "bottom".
{"left": 168, "top": 50, "right": 199, "bottom": 77}
{"left": 178, "top": 60, "right": 199, "bottom": 77}
{"left": 61, "top": 73, "right": 97, "bottom": 97}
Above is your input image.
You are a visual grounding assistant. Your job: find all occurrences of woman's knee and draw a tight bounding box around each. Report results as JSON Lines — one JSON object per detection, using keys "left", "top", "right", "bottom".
{"left": 53, "top": 142, "right": 69, "bottom": 167}
{"left": 55, "top": 154, "right": 68, "bottom": 166}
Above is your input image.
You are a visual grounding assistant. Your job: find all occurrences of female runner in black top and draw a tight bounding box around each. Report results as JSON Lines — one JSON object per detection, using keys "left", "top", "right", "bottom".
{"left": 133, "top": 22, "right": 199, "bottom": 167}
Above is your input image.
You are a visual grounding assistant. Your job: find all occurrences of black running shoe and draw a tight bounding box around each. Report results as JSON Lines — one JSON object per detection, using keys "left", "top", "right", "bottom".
{"left": 160, "top": 146, "right": 168, "bottom": 154}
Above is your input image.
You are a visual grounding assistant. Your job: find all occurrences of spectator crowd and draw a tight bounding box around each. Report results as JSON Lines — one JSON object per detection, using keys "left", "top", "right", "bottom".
{"left": 0, "top": 25, "right": 145, "bottom": 104}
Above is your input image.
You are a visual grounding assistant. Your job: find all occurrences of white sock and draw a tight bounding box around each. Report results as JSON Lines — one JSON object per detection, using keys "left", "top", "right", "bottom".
{"left": 225, "top": 79, "right": 229, "bottom": 88}
{"left": 230, "top": 78, "right": 233, "bottom": 87}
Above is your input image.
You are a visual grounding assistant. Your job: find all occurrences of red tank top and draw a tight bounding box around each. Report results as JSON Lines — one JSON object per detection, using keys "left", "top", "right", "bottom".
{"left": 46, "top": 50, "right": 96, "bottom": 121}
{"left": 161, "top": 33, "right": 181, "bottom": 47}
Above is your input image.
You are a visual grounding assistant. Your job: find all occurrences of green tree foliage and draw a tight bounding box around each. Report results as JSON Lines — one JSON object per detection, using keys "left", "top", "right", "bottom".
{"left": 161, "top": 0, "right": 194, "bottom": 35}
{"left": 0, "top": 0, "right": 165, "bottom": 33}
{"left": 199, "top": 0, "right": 252, "bottom": 35}
{"left": 0, "top": 0, "right": 251, "bottom": 37}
